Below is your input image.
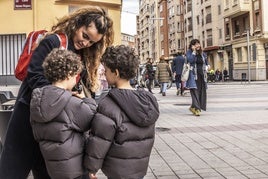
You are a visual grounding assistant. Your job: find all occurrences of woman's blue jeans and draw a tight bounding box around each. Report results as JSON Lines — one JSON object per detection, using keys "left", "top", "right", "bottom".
{"left": 161, "top": 82, "right": 168, "bottom": 92}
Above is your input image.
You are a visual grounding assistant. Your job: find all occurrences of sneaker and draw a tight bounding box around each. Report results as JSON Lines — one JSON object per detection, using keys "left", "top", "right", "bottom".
{"left": 194, "top": 109, "right": 201, "bottom": 116}
{"left": 162, "top": 92, "right": 166, "bottom": 96}
{"left": 181, "top": 90, "right": 185, "bottom": 96}
{"left": 176, "top": 89, "right": 180, "bottom": 96}
{"left": 189, "top": 107, "right": 195, "bottom": 115}
{"left": 149, "top": 90, "right": 154, "bottom": 94}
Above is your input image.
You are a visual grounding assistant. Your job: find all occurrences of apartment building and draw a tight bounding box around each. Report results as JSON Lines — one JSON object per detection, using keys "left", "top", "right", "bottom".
{"left": 137, "top": 0, "right": 268, "bottom": 80}
{"left": 121, "top": 33, "right": 135, "bottom": 47}
{"left": 0, "top": 0, "right": 122, "bottom": 85}
{"left": 168, "top": 0, "right": 185, "bottom": 55}
{"left": 222, "top": 0, "right": 268, "bottom": 80}
{"left": 138, "top": 0, "right": 167, "bottom": 64}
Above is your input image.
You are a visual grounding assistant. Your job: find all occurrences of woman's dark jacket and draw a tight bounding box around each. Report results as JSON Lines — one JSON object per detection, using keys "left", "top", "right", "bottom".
{"left": 0, "top": 34, "right": 79, "bottom": 178}
{"left": 20, "top": 34, "right": 77, "bottom": 105}
{"left": 84, "top": 88, "right": 159, "bottom": 179}
{"left": 30, "top": 85, "right": 96, "bottom": 179}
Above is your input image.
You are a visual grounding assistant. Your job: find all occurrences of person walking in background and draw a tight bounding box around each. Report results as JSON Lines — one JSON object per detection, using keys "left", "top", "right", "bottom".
{"left": 155, "top": 56, "right": 172, "bottom": 96}
{"left": 30, "top": 48, "right": 97, "bottom": 179}
{"left": 172, "top": 52, "right": 185, "bottom": 96}
{"left": 84, "top": 45, "right": 159, "bottom": 179}
{"left": 145, "top": 57, "right": 155, "bottom": 93}
{"left": 0, "top": 6, "right": 114, "bottom": 179}
{"left": 186, "top": 39, "right": 209, "bottom": 116}
{"left": 223, "top": 67, "right": 229, "bottom": 81}
{"left": 98, "top": 63, "right": 109, "bottom": 91}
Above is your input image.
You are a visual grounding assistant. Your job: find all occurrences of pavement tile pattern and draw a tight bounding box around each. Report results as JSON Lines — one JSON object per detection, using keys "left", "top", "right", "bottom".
{"left": 20, "top": 81, "right": 268, "bottom": 179}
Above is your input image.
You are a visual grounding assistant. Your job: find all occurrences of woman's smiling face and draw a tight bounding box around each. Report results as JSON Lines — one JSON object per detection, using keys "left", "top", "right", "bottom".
{"left": 73, "top": 23, "right": 103, "bottom": 50}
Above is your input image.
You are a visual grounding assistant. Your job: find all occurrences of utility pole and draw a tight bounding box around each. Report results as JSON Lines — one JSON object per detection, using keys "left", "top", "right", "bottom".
{"left": 246, "top": 28, "right": 251, "bottom": 83}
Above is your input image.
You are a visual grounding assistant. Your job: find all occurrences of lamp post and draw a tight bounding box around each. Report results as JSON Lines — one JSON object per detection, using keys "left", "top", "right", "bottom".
{"left": 246, "top": 28, "right": 251, "bottom": 83}
{"left": 148, "top": 17, "right": 164, "bottom": 60}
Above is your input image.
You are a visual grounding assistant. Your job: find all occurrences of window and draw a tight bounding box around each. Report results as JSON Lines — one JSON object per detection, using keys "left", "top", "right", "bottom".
{"left": 226, "top": 23, "right": 230, "bottom": 36}
{"left": 177, "top": 5, "right": 181, "bottom": 15}
{"left": 218, "top": 5, "right": 221, "bottom": 15}
{"left": 187, "top": 0, "right": 192, "bottom": 12}
{"left": 177, "top": 22, "right": 181, "bottom": 32}
{"left": 233, "top": 0, "right": 238, "bottom": 6}
{"left": 225, "top": 0, "right": 230, "bottom": 9}
{"left": 236, "top": 48, "right": 242, "bottom": 62}
{"left": 188, "top": 17, "right": 192, "bottom": 31}
{"left": 178, "top": 39, "right": 181, "bottom": 49}
{"left": 243, "top": 16, "right": 249, "bottom": 32}
{"left": 255, "top": 12, "right": 260, "bottom": 30}
{"left": 207, "top": 29, "right": 212, "bottom": 46}
{"left": 234, "top": 20, "right": 240, "bottom": 35}
{"left": 0, "top": 34, "right": 26, "bottom": 76}
{"left": 219, "top": 28, "right": 222, "bottom": 39}
{"left": 197, "top": 15, "right": 200, "bottom": 25}
{"left": 253, "top": 0, "right": 259, "bottom": 10}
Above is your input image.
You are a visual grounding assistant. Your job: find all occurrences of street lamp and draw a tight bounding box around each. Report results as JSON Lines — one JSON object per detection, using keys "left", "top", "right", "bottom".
{"left": 246, "top": 28, "right": 251, "bottom": 83}
{"left": 148, "top": 17, "right": 164, "bottom": 60}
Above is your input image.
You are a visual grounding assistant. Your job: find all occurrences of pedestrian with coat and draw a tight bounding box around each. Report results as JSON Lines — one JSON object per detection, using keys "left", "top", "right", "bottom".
{"left": 172, "top": 52, "right": 185, "bottom": 96}
{"left": 0, "top": 6, "right": 114, "bottom": 179}
{"left": 145, "top": 57, "right": 155, "bottom": 93}
{"left": 186, "top": 39, "right": 209, "bottom": 116}
{"left": 155, "top": 56, "right": 172, "bottom": 96}
{"left": 84, "top": 45, "right": 159, "bottom": 179}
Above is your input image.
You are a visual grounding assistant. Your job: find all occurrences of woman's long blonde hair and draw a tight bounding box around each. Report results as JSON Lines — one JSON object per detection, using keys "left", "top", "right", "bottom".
{"left": 50, "top": 6, "right": 114, "bottom": 92}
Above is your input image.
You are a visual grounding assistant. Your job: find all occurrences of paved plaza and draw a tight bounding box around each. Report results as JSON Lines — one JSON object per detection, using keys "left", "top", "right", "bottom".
{"left": 10, "top": 81, "right": 267, "bottom": 179}
{"left": 144, "top": 81, "right": 268, "bottom": 179}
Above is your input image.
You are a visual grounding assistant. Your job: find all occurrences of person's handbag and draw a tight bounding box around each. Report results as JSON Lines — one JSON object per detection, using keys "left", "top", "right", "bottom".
{"left": 181, "top": 58, "right": 190, "bottom": 82}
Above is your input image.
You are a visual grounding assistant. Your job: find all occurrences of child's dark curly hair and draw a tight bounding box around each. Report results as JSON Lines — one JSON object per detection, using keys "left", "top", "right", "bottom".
{"left": 101, "top": 45, "right": 140, "bottom": 80}
{"left": 42, "top": 48, "right": 83, "bottom": 83}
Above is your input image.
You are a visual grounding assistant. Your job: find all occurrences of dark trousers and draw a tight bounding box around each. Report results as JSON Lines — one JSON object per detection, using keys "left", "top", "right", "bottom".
{"left": 175, "top": 74, "right": 184, "bottom": 94}
{"left": 0, "top": 101, "right": 50, "bottom": 179}
{"left": 190, "top": 75, "right": 207, "bottom": 111}
{"left": 190, "top": 89, "right": 201, "bottom": 110}
{"left": 146, "top": 79, "right": 153, "bottom": 92}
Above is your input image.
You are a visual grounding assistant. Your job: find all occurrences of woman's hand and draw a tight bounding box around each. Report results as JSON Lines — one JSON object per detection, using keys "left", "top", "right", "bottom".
{"left": 72, "top": 90, "right": 85, "bottom": 98}
{"left": 89, "top": 173, "right": 97, "bottom": 179}
{"left": 191, "top": 45, "right": 196, "bottom": 52}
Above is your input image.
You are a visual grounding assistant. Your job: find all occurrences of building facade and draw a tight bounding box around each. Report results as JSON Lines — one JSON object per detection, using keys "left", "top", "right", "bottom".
{"left": 121, "top": 32, "right": 136, "bottom": 48}
{"left": 137, "top": 0, "right": 268, "bottom": 80}
{"left": 138, "top": 0, "right": 166, "bottom": 64}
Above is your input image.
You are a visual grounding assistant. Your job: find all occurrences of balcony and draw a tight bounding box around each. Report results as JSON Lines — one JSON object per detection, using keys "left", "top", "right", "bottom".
{"left": 223, "top": 0, "right": 250, "bottom": 18}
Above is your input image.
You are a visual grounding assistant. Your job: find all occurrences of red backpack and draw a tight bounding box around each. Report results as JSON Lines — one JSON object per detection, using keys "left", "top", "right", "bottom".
{"left": 15, "top": 30, "right": 68, "bottom": 81}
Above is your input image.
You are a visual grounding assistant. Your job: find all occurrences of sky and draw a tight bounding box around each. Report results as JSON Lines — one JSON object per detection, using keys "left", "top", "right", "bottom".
{"left": 121, "top": 0, "right": 139, "bottom": 35}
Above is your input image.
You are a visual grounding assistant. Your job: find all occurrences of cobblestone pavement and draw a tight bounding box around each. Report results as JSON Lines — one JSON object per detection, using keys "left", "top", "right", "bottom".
{"left": 25, "top": 81, "right": 268, "bottom": 179}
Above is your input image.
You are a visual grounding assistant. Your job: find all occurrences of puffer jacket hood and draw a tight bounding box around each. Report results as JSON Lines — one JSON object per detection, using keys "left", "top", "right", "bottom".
{"left": 108, "top": 88, "right": 159, "bottom": 127}
{"left": 31, "top": 85, "right": 72, "bottom": 122}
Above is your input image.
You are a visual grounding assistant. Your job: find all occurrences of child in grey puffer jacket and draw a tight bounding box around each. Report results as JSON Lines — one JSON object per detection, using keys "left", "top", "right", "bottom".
{"left": 84, "top": 45, "right": 159, "bottom": 179}
{"left": 30, "top": 48, "right": 96, "bottom": 179}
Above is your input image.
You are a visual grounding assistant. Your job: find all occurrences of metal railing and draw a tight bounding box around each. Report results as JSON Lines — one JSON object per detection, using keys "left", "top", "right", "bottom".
{"left": 0, "top": 34, "right": 26, "bottom": 76}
